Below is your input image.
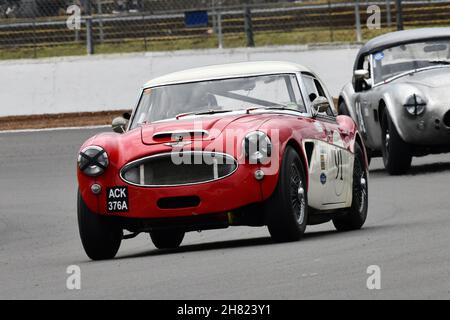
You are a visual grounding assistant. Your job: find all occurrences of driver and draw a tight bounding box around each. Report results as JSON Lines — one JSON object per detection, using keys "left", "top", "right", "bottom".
{"left": 169, "top": 85, "right": 218, "bottom": 117}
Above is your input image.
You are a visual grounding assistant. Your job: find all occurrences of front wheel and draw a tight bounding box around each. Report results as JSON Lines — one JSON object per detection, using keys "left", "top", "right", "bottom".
{"left": 150, "top": 230, "right": 185, "bottom": 249}
{"left": 333, "top": 143, "right": 368, "bottom": 231}
{"left": 381, "top": 111, "right": 412, "bottom": 175}
{"left": 77, "top": 191, "right": 122, "bottom": 260}
{"left": 265, "top": 146, "right": 308, "bottom": 242}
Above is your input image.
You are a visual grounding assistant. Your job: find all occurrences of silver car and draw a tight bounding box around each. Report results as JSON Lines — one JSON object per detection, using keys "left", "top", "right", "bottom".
{"left": 339, "top": 28, "right": 450, "bottom": 175}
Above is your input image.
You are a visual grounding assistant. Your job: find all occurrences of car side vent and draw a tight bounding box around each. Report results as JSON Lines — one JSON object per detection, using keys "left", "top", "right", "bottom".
{"left": 304, "top": 142, "right": 314, "bottom": 167}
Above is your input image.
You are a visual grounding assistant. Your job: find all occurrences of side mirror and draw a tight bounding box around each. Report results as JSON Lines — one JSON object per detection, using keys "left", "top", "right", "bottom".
{"left": 311, "top": 96, "right": 330, "bottom": 117}
{"left": 354, "top": 69, "right": 370, "bottom": 80}
{"left": 112, "top": 116, "right": 128, "bottom": 134}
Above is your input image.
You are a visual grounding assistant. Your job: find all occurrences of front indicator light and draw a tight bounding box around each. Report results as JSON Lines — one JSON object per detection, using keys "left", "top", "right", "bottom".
{"left": 254, "top": 169, "right": 265, "bottom": 181}
{"left": 91, "top": 184, "right": 102, "bottom": 195}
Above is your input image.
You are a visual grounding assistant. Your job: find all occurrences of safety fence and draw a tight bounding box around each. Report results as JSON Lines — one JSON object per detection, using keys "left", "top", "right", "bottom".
{"left": 0, "top": 0, "right": 449, "bottom": 59}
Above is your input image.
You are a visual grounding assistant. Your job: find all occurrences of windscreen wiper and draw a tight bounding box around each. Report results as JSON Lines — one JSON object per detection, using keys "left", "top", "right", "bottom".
{"left": 176, "top": 109, "right": 233, "bottom": 119}
{"left": 246, "top": 105, "right": 301, "bottom": 114}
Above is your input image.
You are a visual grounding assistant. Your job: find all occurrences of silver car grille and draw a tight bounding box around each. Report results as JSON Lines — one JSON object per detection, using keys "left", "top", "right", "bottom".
{"left": 120, "top": 151, "right": 238, "bottom": 187}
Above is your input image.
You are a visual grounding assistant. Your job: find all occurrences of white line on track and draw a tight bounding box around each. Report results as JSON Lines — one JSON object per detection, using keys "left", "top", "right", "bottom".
{"left": 0, "top": 125, "right": 110, "bottom": 134}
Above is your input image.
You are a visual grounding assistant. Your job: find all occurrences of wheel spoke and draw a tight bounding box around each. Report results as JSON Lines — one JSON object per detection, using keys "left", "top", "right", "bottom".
{"left": 289, "top": 164, "right": 306, "bottom": 224}
{"left": 352, "top": 153, "right": 368, "bottom": 213}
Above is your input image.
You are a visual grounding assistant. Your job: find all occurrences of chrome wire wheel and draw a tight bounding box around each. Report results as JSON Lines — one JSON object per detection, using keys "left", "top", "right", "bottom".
{"left": 385, "top": 131, "right": 390, "bottom": 155}
{"left": 265, "top": 146, "right": 308, "bottom": 242}
{"left": 382, "top": 113, "right": 390, "bottom": 160}
{"left": 290, "top": 164, "right": 306, "bottom": 225}
{"left": 332, "top": 143, "right": 368, "bottom": 232}
{"left": 353, "top": 151, "right": 368, "bottom": 215}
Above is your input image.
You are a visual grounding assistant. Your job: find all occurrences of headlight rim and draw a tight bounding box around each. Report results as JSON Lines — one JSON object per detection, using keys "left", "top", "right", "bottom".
{"left": 243, "top": 131, "right": 272, "bottom": 164}
{"left": 78, "top": 145, "right": 109, "bottom": 177}
{"left": 404, "top": 94, "right": 427, "bottom": 117}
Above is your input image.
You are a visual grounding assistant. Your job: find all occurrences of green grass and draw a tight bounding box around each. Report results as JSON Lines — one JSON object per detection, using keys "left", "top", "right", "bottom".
{"left": 0, "top": 27, "right": 405, "bottom": 60}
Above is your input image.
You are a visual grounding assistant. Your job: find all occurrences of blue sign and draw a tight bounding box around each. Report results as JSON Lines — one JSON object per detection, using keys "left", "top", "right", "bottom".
{"left": 374, "top": 51, "right": 385, "bottom": 61}
{"left": 185, "top": 11, "right": 209, "bottom": 28}
{"left": 320, "top": 173, "right": 327, "bottom": 185}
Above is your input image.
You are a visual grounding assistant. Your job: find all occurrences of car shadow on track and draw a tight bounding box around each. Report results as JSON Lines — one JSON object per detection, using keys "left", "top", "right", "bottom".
{"left": 113, "top": 228, "right": 373, "bottom": 261}
{"left": 370, "top": 161, "right": 450, "bottom": 177}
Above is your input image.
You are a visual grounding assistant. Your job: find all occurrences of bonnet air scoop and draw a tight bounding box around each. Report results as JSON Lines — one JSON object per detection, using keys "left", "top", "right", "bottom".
{"left": 152, "top": 130, "right": 209, "bottom": 141}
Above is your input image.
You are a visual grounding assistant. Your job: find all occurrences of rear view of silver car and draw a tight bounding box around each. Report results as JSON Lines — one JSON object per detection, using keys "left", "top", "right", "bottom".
{"left": 339, "top": 28, "right": 450, "bottom": 175}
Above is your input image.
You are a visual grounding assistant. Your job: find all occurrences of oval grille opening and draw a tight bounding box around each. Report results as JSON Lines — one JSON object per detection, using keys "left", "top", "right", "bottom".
{"left": 121, "top": 152, "right": 238, "bottom": 187}
{"left": 444, "top": 110, "right": 450, "bottom": 128}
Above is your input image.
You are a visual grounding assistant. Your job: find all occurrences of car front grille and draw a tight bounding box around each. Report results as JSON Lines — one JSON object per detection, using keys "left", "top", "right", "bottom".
{"left": 120, "top": 151, "right": 238, "bottom": 187}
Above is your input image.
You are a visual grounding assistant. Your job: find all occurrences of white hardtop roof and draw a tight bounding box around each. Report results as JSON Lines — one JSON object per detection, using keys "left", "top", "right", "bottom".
{"left": 144, "top": 61, "right": 312, "bottom": 88}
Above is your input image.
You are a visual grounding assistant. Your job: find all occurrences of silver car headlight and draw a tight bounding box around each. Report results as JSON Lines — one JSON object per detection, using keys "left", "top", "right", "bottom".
{"left": 404, "top": 94, "right": 426, "bottom": 116}
{"left": 243, "top": 131, "right": 272, "bottom": 164}
{"left": 78, "top": 146, "right": 109, "bottom": 177}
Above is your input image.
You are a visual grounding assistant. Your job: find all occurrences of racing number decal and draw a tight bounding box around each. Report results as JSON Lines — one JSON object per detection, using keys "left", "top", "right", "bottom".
{"left": 107, "top": 187, "right": 129, "bottom": 213}
{"left": 333, "top": 149, "right": 346, "bottom": 197}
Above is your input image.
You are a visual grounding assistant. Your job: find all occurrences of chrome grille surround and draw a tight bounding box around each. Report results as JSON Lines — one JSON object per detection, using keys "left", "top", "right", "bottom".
{"left": 120, "top": 151, "right": 238, "bottom": 187}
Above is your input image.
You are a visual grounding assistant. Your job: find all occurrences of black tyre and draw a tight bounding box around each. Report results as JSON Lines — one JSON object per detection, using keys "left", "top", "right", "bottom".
{"left": 150, "top": 230, "right": 185, "bottom": 249}
{"left": 265, "top": 146, "right": 308, "bottom": 242}
{"left": 77, "top": 191, "right": 122, "bottom": 260}
{"left": 381, "top": 111, "right": 412, "bottom": 175}
{"left": 333, "top": 143, "right": 368, "bottom": 231}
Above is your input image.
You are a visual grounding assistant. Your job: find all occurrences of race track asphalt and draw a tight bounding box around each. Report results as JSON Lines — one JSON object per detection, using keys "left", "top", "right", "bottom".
{"left": 0, "top": 128, "right": 449, "bottom": 299}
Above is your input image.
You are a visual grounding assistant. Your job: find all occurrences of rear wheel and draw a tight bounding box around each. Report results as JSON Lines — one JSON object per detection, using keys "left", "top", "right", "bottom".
{"left": 333, "top": 143, "right": 368, "bottom": 231}
{"left": 265, "top": 146, "right": 308, "bottom": 242}
{"left": 77, "top": 191, "right": 122, "bottom": 260}
{"left": 150, "top": 230, "right": 185, "bottom": 249}
{"left": 381, "top": 111, "right": 412, "bottom": 175}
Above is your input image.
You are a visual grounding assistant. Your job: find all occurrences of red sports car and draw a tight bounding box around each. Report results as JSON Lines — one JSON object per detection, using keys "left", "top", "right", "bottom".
{"left": 77, "top": 61, "right": 369, "bottom": 260}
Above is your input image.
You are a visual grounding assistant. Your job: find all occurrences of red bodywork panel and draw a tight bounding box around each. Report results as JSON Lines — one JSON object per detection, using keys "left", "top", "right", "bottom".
{"left": 77, "top": 113, "right": 362, "bottom": 220}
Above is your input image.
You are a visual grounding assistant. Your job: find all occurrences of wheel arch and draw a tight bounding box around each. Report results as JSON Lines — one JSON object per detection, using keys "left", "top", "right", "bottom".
{"left": 339, "top": 83, "right": 356, "bottom": 119}
{"left": 377, "top": 94, "right": 408, "bottom": 142}
{"left": 354, "top": 132, "right": 369, "bottom": 169}
{"left": 283, "top": 138, "right": 310, "bottom": 190}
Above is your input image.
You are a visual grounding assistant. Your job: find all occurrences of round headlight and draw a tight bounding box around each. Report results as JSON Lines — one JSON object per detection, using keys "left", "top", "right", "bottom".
{"left": 78, "top": 146, "right": 109, "bottom": 177}
{"left": 404, "top": 94, "right": 426, "bottom": 116}
{"left": 243, "top": 131, "right": 272, "bottom": 164}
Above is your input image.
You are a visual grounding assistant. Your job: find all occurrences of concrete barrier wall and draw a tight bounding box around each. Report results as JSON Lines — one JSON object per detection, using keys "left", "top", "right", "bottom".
{"left": 0, "top": 45, "right": 360, "bottom": 117}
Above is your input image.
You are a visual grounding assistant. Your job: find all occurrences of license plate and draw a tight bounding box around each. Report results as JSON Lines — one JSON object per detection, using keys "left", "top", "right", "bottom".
{"left": 107, "top": 187, "right": 129, "bottom": 213}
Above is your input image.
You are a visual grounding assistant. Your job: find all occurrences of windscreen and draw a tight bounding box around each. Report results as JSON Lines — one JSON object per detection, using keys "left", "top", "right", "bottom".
{"left": 372, "top": 39, "right": 450, "bottom": 83}
{"left": 130, "top": 74, "right": 306, "bottom": 129}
